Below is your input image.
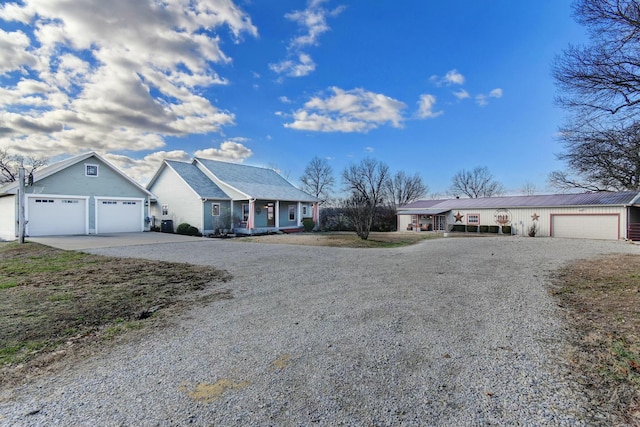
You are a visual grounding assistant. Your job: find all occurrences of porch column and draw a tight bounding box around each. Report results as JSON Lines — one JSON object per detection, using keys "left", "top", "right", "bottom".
{"left": 247, "top": 199, "right": 255, "bottom": 229}
{"left": 312, "top": 202, "right": 319, "bottom": 225}
{"left": 297, "top": 201, "right": 302, "bottom": 226}
{"left": 275, "top": 201, "right": 280, "bottom": 228}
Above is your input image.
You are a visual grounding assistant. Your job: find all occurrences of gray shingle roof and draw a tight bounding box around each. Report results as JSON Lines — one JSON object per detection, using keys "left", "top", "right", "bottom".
{"left": 400, "top": 191, "right": 640, "bottom": 210}
{"left": 166, "top": 161, "right": 229, "bottom": 199}
{"left": 196, "top": 158, "right": 318, "bottom": 202}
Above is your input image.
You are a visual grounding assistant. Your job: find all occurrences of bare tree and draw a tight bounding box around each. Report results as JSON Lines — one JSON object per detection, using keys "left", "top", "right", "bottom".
{"left": 300, "top": 156, "right": 335, "bottom": 204}
{"left": 450, "top": 166, "right": 504, "bottom": 198}
{"left": 0, "top": 149, "right": 48, "bottom": 183}
{"left": 549, "top": 122, "right": 640, "bottom": 191}
{"left": 385, "top": 171, "right": 428, "bottom": 210}
{"left": 520, "top": 181, "right": 538, "bottom": 196}
{"left": 552, "top": 0, "right": 640, "bottom": 191}
{"left": 553, "top": 0, "right": 640, "bottom": 119}
{"left": 342, "top": 158, "right": 390, "bottom": 240}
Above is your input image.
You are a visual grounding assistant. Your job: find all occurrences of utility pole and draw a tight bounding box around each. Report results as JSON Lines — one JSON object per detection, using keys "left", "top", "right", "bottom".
{"left": 18, "top": 167, "right": 25, "bottom": 244}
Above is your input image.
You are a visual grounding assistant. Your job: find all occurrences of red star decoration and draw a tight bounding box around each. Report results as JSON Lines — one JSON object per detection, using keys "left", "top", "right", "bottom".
{"left": 454, "top": 211, "right": 464, "bottom": 222}
{"left": 531, "top": 213, "right": 540, "bottom": 221}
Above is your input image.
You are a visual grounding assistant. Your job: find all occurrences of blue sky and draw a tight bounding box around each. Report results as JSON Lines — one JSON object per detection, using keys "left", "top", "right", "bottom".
{"left": 0, "top": 0, "right": 587, "bottom": 196}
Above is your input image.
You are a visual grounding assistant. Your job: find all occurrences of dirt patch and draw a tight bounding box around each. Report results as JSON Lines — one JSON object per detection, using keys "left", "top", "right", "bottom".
{"left": 551, "top": 253, "right": 640, "bottom": 425}
{"left": 0, "top": 242, "right": 232, "bottom": 387}
{"left": 240, "top": 231, "right": 440, "bottom": 248}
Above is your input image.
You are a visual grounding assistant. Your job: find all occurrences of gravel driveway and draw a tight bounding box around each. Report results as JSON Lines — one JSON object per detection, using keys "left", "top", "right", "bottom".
{"left": 1, "top": 236, "right": 638, "bottom": 426}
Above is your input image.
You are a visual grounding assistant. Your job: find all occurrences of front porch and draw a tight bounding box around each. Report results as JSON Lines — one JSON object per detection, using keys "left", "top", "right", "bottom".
{"left": 232, "top": 199, "right": 319, "bottom": 235}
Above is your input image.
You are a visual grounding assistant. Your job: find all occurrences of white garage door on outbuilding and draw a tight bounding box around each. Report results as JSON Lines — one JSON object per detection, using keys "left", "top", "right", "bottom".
{"left": 96, "top": 198, "right": 144, "bottom": 233}
{"left": 27, "top": 196, "right": 88, "bottom": 236}
{"left": 551, "top": 214, "right": 620, "bottom": 240}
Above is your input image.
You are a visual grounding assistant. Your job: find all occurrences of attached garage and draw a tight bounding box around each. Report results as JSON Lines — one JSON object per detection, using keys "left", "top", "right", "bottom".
{"left": 0, "top": 152, "right": 155, "bottom": 241}
{"left": 96, "top": 198, "right": 144, "bottom": 233}
{"left": 551, "top": 214, "right": 620, "bottom": 240}
{"left": 27, "top": 196, "right": 88, "bottom": 236}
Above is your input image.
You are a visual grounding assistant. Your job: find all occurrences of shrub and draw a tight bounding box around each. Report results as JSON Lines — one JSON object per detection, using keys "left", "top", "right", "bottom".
{"left": 452, "top": 224, "right": 465, "bottom": 232}
{"left": 302, "top": 218, "right": 315, "bottom": 232}
{"left": 177, "top": 222, "right": 199, "bottom": 236}
{"left": 528, "top": 222, "right": 538, "bottom": 237}
{"left": 479, "top": 225, "right": 489, "bottom": 233}
{"left": 502, "top": 225, "right": 511, "bottom": 235}
{"left": 467, "top": 225, "right": 478, "bottom": 232}
{"left": 488, "top": 225, "right": 499, "bottom": 233}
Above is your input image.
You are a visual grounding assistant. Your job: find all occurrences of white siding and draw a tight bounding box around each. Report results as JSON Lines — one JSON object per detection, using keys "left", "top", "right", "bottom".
{"left": 147, "top": 167, "right": 203, "bottom": 232}
{"left": 0, "top": 195, "right": 16, "bottom": 240}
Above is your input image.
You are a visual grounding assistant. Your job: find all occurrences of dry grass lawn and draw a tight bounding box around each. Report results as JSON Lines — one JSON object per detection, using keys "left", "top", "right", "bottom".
{"left": 0, "top": 242, "right": 231, "bottom": 386}
{"left": 551, "top": 253, "right": 640, "bottom": 425}
{"left": 240, "top": 231, "right": 442, "bottom": 248}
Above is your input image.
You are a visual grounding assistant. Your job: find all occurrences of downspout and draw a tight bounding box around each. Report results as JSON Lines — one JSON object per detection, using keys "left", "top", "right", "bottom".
{"left": 201, "top": 198, "right": 206, "bottom": 238}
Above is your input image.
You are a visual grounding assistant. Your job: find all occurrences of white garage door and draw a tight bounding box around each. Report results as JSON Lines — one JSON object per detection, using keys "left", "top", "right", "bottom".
{"left": 27, "top": 197, "right": 87, "bottom": 236}
{"left": 551, "top": 214, "right": 619, "bottom": 240}
{"left": 97, "top": 199, "right": 143, "bottom": 233}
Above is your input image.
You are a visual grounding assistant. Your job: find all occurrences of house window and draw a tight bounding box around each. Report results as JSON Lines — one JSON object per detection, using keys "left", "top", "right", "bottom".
{"left": 85, "top": 164, "right": 99, "bottom": 177}
{"left": 212, "top": 203, "right": 220, "bottom": 216}
{"left": 302, "top": 205, "right": 308, "bottom": 216}
{"left": 288, "top": 205, "right": 296, "bottom": 221}
{"left": 161, "top": 204, "right": 168, "bottom": 215}
{"left": 242, "top": 203, "right": 249, "bottom": 221}
{"left": 468, "top": 214, "right": 480, "bottom": 225}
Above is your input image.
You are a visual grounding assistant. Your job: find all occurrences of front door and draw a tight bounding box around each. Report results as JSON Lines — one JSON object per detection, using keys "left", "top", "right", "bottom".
{"left": 434, "top": 215, "right": 446, "bottom": 231}
{"left": 267, "top": 203, "right": 275, "bottom": 227}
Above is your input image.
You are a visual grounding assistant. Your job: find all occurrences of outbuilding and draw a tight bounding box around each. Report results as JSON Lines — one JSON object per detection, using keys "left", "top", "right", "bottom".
{"left": 397, "top": 192, "right": 640, "bottom": 241}
{"left": 0, "top": 152, "right": 154, "bottom": 240}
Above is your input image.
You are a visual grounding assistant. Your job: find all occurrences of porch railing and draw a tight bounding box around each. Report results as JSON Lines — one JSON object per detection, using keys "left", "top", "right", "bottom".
{"left": 628, "top": 223, "right": 640, "bottom": 241}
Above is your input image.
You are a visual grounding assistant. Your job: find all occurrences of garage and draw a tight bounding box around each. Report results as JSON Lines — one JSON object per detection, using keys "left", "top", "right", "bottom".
{"left": 96, "top": 198, "right": 144, "bottom": 233}
{"left": 551, "top": 214, "right": 620, "bottom": 240}
{"left": 27, "top": 196, "right": 87, "bottom": 236}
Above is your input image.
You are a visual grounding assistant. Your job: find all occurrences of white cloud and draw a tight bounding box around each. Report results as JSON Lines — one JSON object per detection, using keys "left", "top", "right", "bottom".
{"left": 430, "top": 69, "right": 465, "bottom": 86}
{"left": 476, "top": 87, "right": 503, "bottom": 106}
{"left": 364, "top": 146, "right": 374, "bottom": 152}
{"left": 453, "top": 89, "right": 470, "bottom": 100}
{"left": 0, "top": 0, "right": 257, "bottom": 159}
{"left": 444, "top": 69, "right": 465, "bottom": 85}
{"left": 270, "top": 1, "right": 344, "bottom": 78}
{"left": 195, "top": 140, "right": 253, "bottom": 161}
{"left": 269, "top": 53, "right": 316, "bottom": 77}
{"left": 279, "top": 96, "right": 292, "bottom": 103}
{"left": 104, "top": 150, "right": 192, "bottom": 185}
{"left": 284, "top": 87, "right": 406, "bottom": 132}
{"left": 416, "top": 94, "right": 443, "bottom": 119}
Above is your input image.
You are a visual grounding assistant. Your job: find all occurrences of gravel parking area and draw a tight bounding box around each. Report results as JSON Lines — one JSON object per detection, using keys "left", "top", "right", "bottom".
{"left": 1, "top": 236, "right": 638, "bottom": 426}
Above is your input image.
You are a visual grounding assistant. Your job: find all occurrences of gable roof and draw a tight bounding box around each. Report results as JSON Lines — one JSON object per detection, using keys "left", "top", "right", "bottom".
{"left": 399, "top": 191, "right": 640, "bottom": 211}
{"left": 164, "top": 160, "right": 230, "bottom": 199}
{"left": 195, "top": 158, "right": 318, "bottom": 202}
{"left": 0, "top": 151, "right": 154, "bottom": 198}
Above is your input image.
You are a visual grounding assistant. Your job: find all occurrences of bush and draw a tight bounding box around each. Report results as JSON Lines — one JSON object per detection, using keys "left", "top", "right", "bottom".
{"left": 451, "top": 224, "right": 465, "bottom": 232}
{"left": 176, "top": 222, "right": 199, "bottom": 236}
{"left": 528, "top": 222, "right": 538, "bottom": 237}
{"left": 502, "top": 225, "right": 511, "bottom": 235}
{"left": 467, "top": 225, "right": 478, "bottom": 232}
{"left": 488, "top": 225, "right": 499, "bottom": 233}
{"left": 302, "top": 218, "right": 315, "bottom": 232}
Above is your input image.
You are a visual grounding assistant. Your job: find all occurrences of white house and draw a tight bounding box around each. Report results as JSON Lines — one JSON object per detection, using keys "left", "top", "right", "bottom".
{"left": 147, "top": 158, "right": 320, "bottom": 235}
{"left": 397, "top": 192, "right": 640, "bottom": 241}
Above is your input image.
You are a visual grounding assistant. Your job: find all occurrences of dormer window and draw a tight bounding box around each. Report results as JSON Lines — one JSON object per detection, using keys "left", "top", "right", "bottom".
{"left": 85, "top": 164, "right": 99, "bottom": 177}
